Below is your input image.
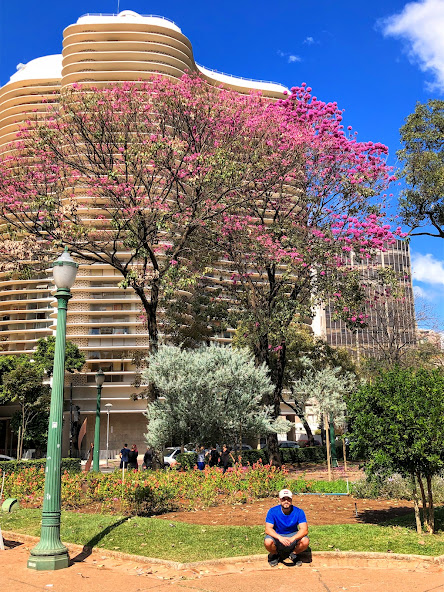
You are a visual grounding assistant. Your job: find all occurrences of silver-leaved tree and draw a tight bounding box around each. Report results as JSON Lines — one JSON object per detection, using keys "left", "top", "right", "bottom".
{"left": 143, "top": 345, "right": 285, "bottom": 450}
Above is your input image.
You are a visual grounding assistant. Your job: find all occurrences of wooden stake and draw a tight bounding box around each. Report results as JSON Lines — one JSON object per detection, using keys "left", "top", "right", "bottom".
{"left": 324, "top": 414, "right": 332, "bottom": 482}
{"left": 342, "top": 438, "right": 347, "bottom": 473}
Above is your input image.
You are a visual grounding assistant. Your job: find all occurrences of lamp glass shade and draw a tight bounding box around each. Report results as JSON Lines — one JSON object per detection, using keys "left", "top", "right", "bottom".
{"left": 95, "top": 369, "right": 105, "bottom": 386}
{"left": 52, "top": 250, "right": 78, "bottom": 290}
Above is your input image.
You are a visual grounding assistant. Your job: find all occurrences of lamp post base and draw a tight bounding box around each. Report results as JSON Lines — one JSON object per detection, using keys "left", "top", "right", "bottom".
{"left": 27, "top": 551, "right": 69, "bottom": 571}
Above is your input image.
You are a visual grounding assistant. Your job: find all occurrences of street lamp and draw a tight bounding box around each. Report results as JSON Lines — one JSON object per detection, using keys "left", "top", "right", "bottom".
{"left": 28, "top": 248, "right": 78, "bottom": 571}
{"left": 105, "top": 403, "right": 113, "bottom": 467}
{"left": 93, "top": 369, "right": 105, "bottom": 472}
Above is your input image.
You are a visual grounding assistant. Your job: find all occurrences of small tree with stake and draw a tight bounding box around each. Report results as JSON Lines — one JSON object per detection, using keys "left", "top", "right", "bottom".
{"left": 347, "top": 367, "right": 444, "bottom": 534}
{"left": 291, "top": 359, "right": 355, "bottom": 478}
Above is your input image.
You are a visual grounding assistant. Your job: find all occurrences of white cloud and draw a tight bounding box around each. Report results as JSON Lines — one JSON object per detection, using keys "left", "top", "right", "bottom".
{"left": 413, "top": 284, "right": 435, "bottom": 300}
{"left": 413, "top": 284, "right": 427, "bottom": 298}
{"left": 380, "top": 0, "right": 444, "bottom": 92}
{"left": 303, "top": 36, "right": 315, "bottom": 45}
{"left": 411, "top": 252, "right": 444, "bottom": 285}
{"left": 277, "top": 50, "right": 302, "bottom": 64}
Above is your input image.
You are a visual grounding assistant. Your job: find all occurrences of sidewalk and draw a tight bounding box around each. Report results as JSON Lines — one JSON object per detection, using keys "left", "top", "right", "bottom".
{"left": 1, "top": 533, "right": 442, "bottom": 592}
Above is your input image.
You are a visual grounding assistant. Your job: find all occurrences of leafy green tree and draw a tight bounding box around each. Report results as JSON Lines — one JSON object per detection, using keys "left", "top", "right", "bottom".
{"left": 398, "top": 99, "right": 444, "bottom": 237}
{"left": 33, "top": 336, "right": 85, "bottom": 376}
{"left": 143, "top": 345, "right": 280, "bottom": 450}
{"left": 161, "top": 277, "right": 230, "bottom": 349}
{"left": 0, "top": 360, "right": 50, "bottom": 458}
{"left": 0, "top": 340, "right": 84, "bottom": 456}
{"left": 235, "top": 323, "right": 355, "bottom": 445}
{"left": 347, "top": 367, "right": 444, "bottom": 534}
{"left": 0, "top": 354, "right": 27, "bottom": 383}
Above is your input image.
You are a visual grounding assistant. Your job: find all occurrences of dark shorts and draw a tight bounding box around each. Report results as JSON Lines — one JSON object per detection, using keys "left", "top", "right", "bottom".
{"left": 264, "top": 532, "right": 308, "bottom": 556}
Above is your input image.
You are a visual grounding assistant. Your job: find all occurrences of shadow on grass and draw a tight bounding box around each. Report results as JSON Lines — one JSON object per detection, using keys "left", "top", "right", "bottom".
{"left": 70, "top": 517, "right": 130, "bottom": 564}
{"left": 357, "top": 506, "right": 415, "bottom": 525}
{"left": 358, "top": 505, "right": 443, "bottom": 532}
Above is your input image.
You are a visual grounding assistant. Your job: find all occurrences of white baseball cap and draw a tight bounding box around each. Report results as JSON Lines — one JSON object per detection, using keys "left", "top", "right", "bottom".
{"left": 279, "top": 488, "right": 293, "bottom": 499}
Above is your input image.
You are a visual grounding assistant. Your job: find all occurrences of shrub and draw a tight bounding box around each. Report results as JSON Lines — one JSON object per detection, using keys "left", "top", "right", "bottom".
{"left": 278, "top": 445, "right": 343, "bottom": 464}
{"left": 0, "top": 457, "right": 81, "bottom": 473}
{"left": 176, "top": 452, "right": 197, "bottom": 469}
{"left": 352, "top": 473, "right": 444, "bottom": 502}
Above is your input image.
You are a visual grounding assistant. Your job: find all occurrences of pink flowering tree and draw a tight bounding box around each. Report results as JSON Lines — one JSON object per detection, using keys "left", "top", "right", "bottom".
{"left": 0, "top": 75, "right": 306, "bottom": 352}
{"left": 215, "top": 84, "right": 405, "bottom": 464}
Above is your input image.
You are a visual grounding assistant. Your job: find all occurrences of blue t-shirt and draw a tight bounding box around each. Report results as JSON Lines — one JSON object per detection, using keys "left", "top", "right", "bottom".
{"left": 120, "top": 447, "right": 130, "bottom": 462}
{"left": 265, "top": 505, "right": 307, "bottom": 536}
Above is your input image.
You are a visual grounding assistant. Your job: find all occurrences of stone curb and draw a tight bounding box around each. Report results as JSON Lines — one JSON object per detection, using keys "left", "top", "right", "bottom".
{"left": 3, "top": 531, "right": 443, "bottom": 572}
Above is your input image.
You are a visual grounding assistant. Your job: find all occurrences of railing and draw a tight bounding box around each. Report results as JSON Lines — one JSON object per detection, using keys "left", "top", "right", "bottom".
{"left": 196, "top": 62, "right": 286, "bottom": 89}
{"left": 79, "top": 13, "right": 178, "bottom": 26}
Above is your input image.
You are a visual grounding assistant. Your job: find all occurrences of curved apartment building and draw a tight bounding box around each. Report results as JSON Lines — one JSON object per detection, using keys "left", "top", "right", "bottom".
{"left": 0, "top": 11, "right": 290, "bottom": 457}
{"left": 0, "top": 11, "right": 417, "bottom": 457}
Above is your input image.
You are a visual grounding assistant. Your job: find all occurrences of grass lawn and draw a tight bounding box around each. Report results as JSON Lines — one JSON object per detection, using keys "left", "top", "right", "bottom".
{"left": 1, "top": 508, "right": 443, "bottom": 562}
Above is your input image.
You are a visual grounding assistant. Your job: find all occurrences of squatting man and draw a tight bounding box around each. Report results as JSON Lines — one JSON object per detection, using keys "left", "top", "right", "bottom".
{"left": 264, "top": 489, "right": 309, "bottom": 567}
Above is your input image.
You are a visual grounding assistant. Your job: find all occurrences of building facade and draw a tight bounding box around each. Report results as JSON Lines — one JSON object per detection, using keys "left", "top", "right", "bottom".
{"left": 0, "top": 11, "right": 416, "bottom": 456}
{"left": 0, "top": 11, "right": 292, "bottom": 457}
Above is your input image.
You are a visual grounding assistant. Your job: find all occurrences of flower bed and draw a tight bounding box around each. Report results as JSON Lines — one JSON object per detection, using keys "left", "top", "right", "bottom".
{"left": 1, "top": 460, "right": 292, "bottom": 513}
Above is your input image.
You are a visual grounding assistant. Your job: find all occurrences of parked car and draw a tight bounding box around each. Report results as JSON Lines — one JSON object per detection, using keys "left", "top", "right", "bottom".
{"left": 278, "top": 441, "right": 300, "bottom": 449}
{"left": 163, "top": 447, "right": 190, "bottom": 468}
{"left": 0, "top": 454, "right": 15, "bottom": 461}
{"left": 229, "top": 444, "right": 252, "bottom": 451}
{"left": 261, "top": 441, "right": 300, "bottom": 451}
{"left": 297, "top": 439, "right": 322, "bottom": 447}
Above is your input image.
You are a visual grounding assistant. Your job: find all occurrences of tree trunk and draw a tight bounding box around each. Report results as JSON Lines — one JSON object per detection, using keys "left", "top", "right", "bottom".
{"left": 342, "top": 438, "right": 347, "bottom": 473}
{"left": 425, "top": 474, "right": 435, "bottom": 534}
{"left": 301, "top": 417, "right": 314, "bottom": 444}
{"left": 410, "top": 473, "right": 422, "bottom": 534}
{"left": 255, "top": 333, "right": 283, "bottom": 467}
{"left": 416, "top": 471, "right": 429, "bottom": 532}
{"left": 134, "top": 284, "right": 159, "bottom": 354}
{"left": 267, "top": 342, "right": 287, "bottom": 467}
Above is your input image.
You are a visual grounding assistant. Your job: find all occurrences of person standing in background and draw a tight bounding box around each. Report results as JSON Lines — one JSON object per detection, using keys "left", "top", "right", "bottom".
{"left": 119, "top": 443, "right": 130, "bottom": 469}
{"left": 197, "top": 445, "right": 205, "bottom": 470}
{"left": 128, "top": 444, "right": 138, "bottom": 470}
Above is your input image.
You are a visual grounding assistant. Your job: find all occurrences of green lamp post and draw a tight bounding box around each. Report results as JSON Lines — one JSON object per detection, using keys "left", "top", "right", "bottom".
{"left": 93, "top": 369, "right": 105, "bottom": 472}
{"left": 28, "top": 248, "right": 78, "bottom": 571}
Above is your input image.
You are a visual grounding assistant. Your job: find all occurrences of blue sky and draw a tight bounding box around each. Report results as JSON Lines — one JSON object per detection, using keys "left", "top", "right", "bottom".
{"left": 1, "top": 0, "right": 444, "bottom": 328}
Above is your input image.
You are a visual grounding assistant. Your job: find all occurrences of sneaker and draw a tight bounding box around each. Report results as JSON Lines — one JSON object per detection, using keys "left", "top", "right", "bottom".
{"left": 289, "top": 552, "right": 302, "bottom": 566}
{"left": 268, "top": 553, "right": 279, "bottom": 567}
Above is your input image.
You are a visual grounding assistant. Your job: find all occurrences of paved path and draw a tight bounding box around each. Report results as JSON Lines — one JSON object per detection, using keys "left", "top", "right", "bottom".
{"left": 1, "top": 536, "right": 442, "bottom": 592}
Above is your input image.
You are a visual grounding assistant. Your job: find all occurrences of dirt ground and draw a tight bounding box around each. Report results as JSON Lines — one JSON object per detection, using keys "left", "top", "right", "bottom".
{"left": 157, "top": 494, "right": 415, "bottom": 527}
{"left": 155, "top": 463, "right": 414, "bottom": 528}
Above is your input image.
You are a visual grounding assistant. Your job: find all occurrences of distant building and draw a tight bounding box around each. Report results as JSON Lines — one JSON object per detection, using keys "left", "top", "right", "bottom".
{"left": 314, "top": 240, "right": 417, "bottom": 363}
{"left": 417, "top": 328, "right": 444, "bottom": 350}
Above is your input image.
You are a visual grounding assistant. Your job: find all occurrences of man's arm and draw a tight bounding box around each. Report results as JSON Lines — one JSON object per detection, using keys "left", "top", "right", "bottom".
{"left": 265, "top": 522, "right": 293, "bottom": 546}
{"left": 265, "top": 521, "right": 309, "bottom": 547}
{"left": 289, "top": 522, "right": 308, "bottom": 544}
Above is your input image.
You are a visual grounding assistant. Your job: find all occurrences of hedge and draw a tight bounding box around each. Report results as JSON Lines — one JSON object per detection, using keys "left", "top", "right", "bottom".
{"left": 0, "top": 457, "right": 81, "bottom": 473}
{"left": 176, "top": 449, "right": 268, "bottom": 469}
{"left": 175, "top": 447, "right": 346, "bottom": 469}
{"left": 279, "top": 445, "right": 344, "bottom": 464}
